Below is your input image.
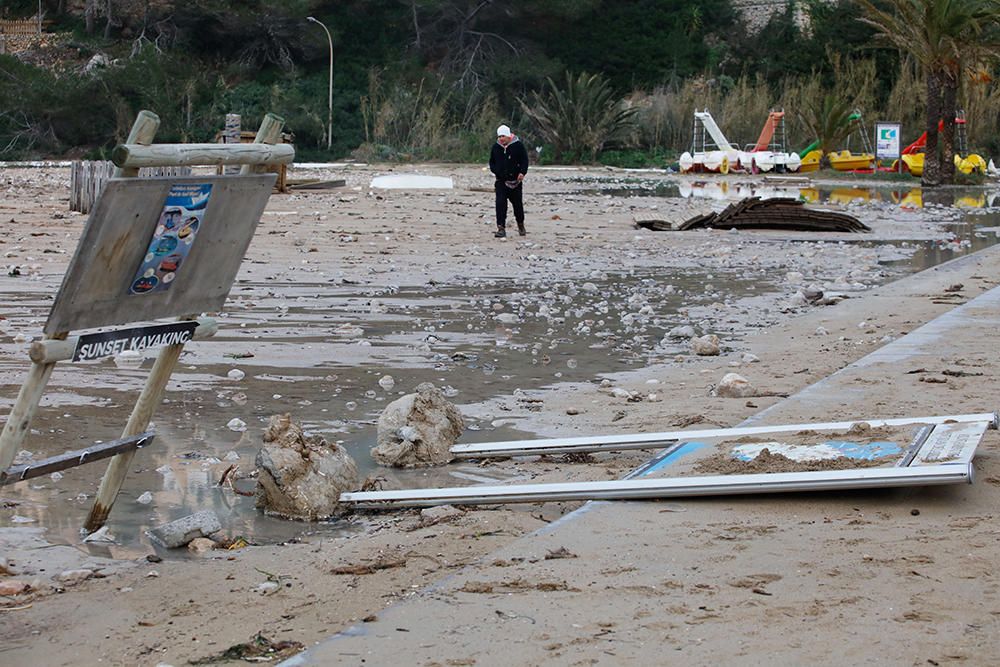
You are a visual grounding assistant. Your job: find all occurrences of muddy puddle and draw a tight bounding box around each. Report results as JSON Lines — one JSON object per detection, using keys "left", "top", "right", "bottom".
{"left": 1, "top": 268, "right": 783, "bottom": 555}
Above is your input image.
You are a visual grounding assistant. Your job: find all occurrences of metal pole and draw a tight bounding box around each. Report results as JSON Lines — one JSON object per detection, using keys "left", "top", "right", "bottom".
{"left": 307, "top": 17, "right": 334, "bottom": 152}
{"left": 340, "top": 464, "right": 973, "bottom": 509}
{"left": 449, "top": 412, "right": 998, "bottom": 459}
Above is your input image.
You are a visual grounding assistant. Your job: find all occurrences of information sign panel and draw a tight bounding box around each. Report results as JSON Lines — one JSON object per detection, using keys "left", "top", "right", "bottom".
{"left": 45, "top": 174, "right": 275, "bottom": 334}
{"left": 875, "top": 122, "right": 901, "bottom": 160}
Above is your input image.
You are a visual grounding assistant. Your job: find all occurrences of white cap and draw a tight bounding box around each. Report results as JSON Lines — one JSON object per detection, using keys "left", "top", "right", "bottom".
{"left": 496, "top": 124, "right": 512, "bottom": 137}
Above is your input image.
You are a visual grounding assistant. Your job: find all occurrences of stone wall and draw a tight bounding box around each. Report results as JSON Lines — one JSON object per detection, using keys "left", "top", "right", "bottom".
{"left": 731, "top": 0, "right": 818, "bottom": 34}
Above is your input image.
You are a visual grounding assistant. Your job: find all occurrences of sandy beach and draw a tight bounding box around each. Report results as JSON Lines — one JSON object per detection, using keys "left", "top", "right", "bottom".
{"left": 2, "top": 163, "right": 999, "bottom": 665}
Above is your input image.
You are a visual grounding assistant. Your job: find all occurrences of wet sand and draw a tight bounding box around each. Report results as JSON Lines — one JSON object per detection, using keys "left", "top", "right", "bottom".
{"left": 1, "top": 163, "right": 1000, "bottom": 665}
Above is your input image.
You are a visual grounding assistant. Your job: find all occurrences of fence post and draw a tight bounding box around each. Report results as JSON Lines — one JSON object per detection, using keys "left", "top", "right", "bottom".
{"left": 114, "top": 110, "right": 160, "bottom": 178}
{"left": 224, "top": 114, "right": 241, "bottom": 175}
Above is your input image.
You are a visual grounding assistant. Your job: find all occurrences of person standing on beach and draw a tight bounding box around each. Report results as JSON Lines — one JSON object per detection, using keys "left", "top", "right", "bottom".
{"left": 489, "top": 124, "right": 529, "bottom": 238}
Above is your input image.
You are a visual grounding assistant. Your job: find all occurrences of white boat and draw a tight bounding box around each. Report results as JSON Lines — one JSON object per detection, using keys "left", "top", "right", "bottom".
{"left": 679, "top": 110, "right": 740, "bottom": 174}
{"left": 737, "top": 110, "right": 801, "bottom": 173}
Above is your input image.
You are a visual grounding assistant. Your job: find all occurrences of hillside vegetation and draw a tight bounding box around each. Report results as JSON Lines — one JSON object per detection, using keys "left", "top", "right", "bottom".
{"left": 1, "top": 0, "right": 998, "bottom": 164}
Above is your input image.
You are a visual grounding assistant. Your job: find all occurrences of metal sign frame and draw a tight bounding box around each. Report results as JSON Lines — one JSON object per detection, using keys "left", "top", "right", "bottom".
{"left": 341, "top": 413, "right": 996, "bottom": 509}
{"left": 448, "top": 412, "right": 998, "bottom": 458}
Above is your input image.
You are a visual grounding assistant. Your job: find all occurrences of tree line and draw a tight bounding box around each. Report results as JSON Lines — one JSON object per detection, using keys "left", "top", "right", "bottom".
{"left": 1, "top": 1, "right": 998, "bottom": 185}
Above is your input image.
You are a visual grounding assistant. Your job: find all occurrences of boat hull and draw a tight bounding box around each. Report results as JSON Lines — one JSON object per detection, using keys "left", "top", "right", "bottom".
{"left": 829, "top": 150, "right": 875, "bottom": 171}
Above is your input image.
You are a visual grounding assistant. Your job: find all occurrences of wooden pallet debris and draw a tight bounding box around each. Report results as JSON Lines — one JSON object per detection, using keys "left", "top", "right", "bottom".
{"left": 673, "top": 197, "right": 870, "bottom": 233}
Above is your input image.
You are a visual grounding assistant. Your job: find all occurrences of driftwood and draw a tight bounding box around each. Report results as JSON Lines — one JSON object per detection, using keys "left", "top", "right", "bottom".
{"left": 676, "top": 197, "right": 870, "bottom": 233}
{"left": 331, "top": 558, "right": 407, "bottom": 575}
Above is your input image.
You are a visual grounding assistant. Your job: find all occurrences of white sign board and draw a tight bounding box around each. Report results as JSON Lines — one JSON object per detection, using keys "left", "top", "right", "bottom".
{"left": 875, "top": 122, "right": 901, "bottom": 160}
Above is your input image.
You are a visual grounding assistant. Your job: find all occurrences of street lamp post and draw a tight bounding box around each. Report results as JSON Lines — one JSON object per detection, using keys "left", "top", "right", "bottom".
{"left": 307, "top": 16, "right": 334, "bottom": 152}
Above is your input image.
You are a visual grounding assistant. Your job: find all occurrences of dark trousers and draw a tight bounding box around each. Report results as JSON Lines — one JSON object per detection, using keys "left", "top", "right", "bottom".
{"left": 495, "top": 181, "right": 524, "bottom": 229}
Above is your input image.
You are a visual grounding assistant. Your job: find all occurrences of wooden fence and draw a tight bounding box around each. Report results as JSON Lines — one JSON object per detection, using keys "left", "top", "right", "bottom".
{"left": 0, "top": 19, "right": 42, "bottom": 36}
{"left": 69, "top": 161, "right": 192, "bottom": 213}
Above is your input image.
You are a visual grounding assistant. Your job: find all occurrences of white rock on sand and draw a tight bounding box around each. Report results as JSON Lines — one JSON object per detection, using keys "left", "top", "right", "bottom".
{"left": 372, "top": 382, "right": 464, "bottom": 467}
{"left": 690, "top": 334, "right": 721, "bottom": 356}
{"left": 716, "top": 372, "right": 756, "bottom": 398}
{"left": 147, "top": 510, "right": 223, "bottom": 548}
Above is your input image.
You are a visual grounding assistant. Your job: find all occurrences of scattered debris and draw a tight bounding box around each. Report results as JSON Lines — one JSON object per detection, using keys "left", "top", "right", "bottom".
{"left": 669, "top": 197, "right": 871, "bottom": 233}
{"left": 226, "top": 418, "right": 247, "bottom": 432}
{"left": 331, "top": 557, "right": 407, "bottom": 575}
{"left": 255, "top": 414, "right": 359, "bottom": 520}
{"left": 942, "top": 369, "right": 983, "bottom": 377}
{"left": 187, "top": 537, "right": 217, "bottom": 555}
{"left": 371, "top": 382, "right": 464, "bottom": 468}
{"left": 667, "top": 325, "right": 697, "bottom": 340}
{"left": 694, "top": 448, "right": 894, "bottom": 475}
{"left": 458, "top": 578, "right": 578, "bottom": 594}
{"left": 55, "top": 569, "right": 94, "bottom": 586}
{"left": 0, "top": 580, "right": 30, "bottom": 596}
{"left": 217, "top": 536, "right": 250, "bottom": 550}
{"left": 419, "top": 504, "right": 464, "bottom": 527}
{"left": 82, "top": 526, "right": 116, "bottom": 544}
{"left": 672, "top": 414, "right": 710, "bottom": 428}
{"left": 189, "top": 633, "right": 304, "bottom": 665}
{"left": 147, "top": 510, "right": 223, "bottom": 548}
{"left": 544, "top": 547, "right": 578, "bottom": 560}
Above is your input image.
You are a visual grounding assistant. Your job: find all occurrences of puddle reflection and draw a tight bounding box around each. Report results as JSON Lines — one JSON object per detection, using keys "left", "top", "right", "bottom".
{"left": 571, "top": 177, "right": 1000, "bottom": 210}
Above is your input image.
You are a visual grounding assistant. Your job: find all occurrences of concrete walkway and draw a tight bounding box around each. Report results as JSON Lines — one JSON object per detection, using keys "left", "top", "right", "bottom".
{"left": 285, "top": 253, "right": 1000, "bottom": 666}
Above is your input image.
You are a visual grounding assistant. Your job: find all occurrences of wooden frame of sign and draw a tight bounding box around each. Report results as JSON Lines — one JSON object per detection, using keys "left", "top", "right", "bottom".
{"left": 0, "top": 110, "right": 292, "bottom": 532}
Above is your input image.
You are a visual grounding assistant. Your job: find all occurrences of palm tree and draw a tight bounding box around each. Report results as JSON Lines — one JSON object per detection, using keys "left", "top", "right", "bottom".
{"left": 519, "top": 72, "right": 637, "bottom": 163}
{"left": 856, "top": 0, "right": 1000, "bottom": 186}
{"left": 798, "top": 94, "right": 859, "bottom": 168}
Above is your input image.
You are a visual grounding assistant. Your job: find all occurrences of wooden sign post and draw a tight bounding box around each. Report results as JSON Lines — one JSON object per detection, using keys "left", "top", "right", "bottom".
{"left": 0, "top": 110, "right": 294, "bottom": 533}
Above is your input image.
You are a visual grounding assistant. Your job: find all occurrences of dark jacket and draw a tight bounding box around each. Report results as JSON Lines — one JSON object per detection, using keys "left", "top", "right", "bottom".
{"left": 489, "top": 137, "right": 529, "bottom": 182}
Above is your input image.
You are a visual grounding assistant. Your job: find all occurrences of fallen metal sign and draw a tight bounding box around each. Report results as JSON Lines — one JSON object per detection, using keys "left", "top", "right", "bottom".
{"left": 448, "top": 412, "right": 999, "bottom": 459}
{"left": 342, "top": 413, "right": 996, "bottom": 509}
{"left": 340, "top": 466, "right": 972, "bottom": 509}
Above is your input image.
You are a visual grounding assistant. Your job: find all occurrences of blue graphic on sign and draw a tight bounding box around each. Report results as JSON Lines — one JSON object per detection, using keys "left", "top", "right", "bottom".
{"left": 129, "top": 183, "right": 212, "bottom": 295}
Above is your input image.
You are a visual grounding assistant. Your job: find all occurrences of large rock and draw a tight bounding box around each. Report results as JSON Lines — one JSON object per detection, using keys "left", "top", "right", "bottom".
{"left": 690, "top": 334, "right": 721, "bottom": 356}
{"left": 148, "top": 510, "right": 222, "bottom": 548}
{"left": 716, "top": 373, "right": 756, "bottom": 398}
{"left": 372, "top": 382, "right": 464, "bottom": 467}
{"left": 255, "top": 414, "right": 359, "bottom": 520}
